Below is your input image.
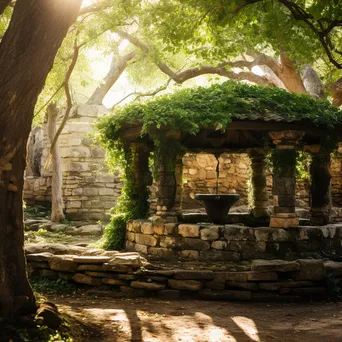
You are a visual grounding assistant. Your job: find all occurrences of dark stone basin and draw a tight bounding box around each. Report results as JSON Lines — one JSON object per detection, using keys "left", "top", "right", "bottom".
{"left": 195, "top": 194, "right": 240, "bottom": 224}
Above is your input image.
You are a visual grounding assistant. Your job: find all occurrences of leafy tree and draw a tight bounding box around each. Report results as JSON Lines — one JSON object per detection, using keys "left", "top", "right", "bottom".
{"left": 0, "top": 0, "right": 82, "bottom": 321}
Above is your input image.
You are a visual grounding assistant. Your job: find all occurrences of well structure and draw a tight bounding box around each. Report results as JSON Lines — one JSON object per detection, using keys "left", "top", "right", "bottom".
{"left": 98, "top": 81, "right": 342, "bottom": 261}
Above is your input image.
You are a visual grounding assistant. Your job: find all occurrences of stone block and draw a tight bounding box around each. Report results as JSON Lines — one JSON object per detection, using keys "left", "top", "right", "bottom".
{"left": 168, "top": 279, "right": 202, "bottom": 291}
{"left": 131, "top": 281, "right": 166, "bottom": 291}
{"left": 178, "top": 224, "right": 200, "bottom": 237}
{"left": 254, "top": 228, "right": 270, "bottom": 241}
{"left": 211, "top": 241, "right": 227, "bottom": 250}
{"left": 223, "top": 226, "right": 252, "bottom": 241}
{"left": 107, "top": 253, "right": 144, "bottom": 267}
{"left": 99, "top": 188, "right": 114, "bottom": 196}
{"left": 258, "top": 283, "right": 281, "bottom": 291}
{"left": 205, "top": 281, "right": 225, "bottom": 290}
{"left": 141, "top": 222, "right": 153, "bottom": 234}
{"left": 160, "top": 236, "right": 176, "bottom": 248}
{"left": 214, "top": 272, "right": 248, "bottom": 282}
{"left": 84, "top": 188, "right": 99, "bottom": 196}
{"left": 226, "top": 281, "right": 259, "bottom": 291}
{"left": 174, "top": 270, "right": 214, "bottom": 280}
{"left": 135, "top": 234, "right": 158, "bottom": 247}
{"left": 153, "top": 223, "right": 166, "bottom": 235}
{"left": 251, "top": 259, "right": 300, "bottom": 272}
{"left": 101, "top": 278, "right": 126, "bottom": 286}
{"left": 135, "top": 244, "right": 148, "bottom": 254}
{"left": 127, "top": 232, "right": 135, "bottom": 242}
{"left": 148, "top": 247, "right": 173, "bottom": 258}
{"left": 41, "top": 270, "right": 58, "bottom": 279}
{"left": 49, "top": 256, "right": 78, "bottom": 272}
{"left": 271, "top": 228, "right": 291, "bottom": 241}
{"left": 247, "top": 272, "right": 278, "bottom": 281}
{"left": 200, "top": 227, "right": 220, "bottom": 241}
{"left": 324, "top": 261, "right": 342, "bottom": 276}
{"left": 72, "top": 273, "right": 101, "bottom": 286}
{"left": 292, "top": 259, "right": 326, "bottom": 281}
{"left": 177, "top": 238, "right": 210, "bottom": 251}
{"left": 269, "top": 217, "right": 299, "bottom": 228}
{"left": 200, "top": 250, "right": 240, "bottom": 261}
{"left": 179, "top": 250, "right": 199, "bottom": 259}
{"left": 26, "top": 252, "right": 54, "bottom": 263}
{"left": 165, "top": 223, "right": 177, "bottom": 234}
{"left": 72, "top": 256, "right": 111, "bottom": 264}
{"left": 77, "top": 264, "right": 105, "bottom": 271}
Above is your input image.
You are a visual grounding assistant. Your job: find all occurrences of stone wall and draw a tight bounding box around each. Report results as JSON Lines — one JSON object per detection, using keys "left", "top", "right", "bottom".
{"left": 24, "top": 105, "right": 121, "bottom": 221}
{"left": 26, "top": 245, "right": 342, "bottom": 301}
{"left": 126, "top": 220, "right": 342, "bottom": 261}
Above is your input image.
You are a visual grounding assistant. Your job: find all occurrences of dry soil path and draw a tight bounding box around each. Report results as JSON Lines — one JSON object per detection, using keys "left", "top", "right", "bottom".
{"left": 49, "top": 294, "right": 342, "bottom": 342}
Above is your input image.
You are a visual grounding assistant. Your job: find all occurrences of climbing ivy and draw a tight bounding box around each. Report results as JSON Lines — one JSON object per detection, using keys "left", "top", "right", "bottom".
{"left": 95, "top": 81, "right": 342, "bottom": 249}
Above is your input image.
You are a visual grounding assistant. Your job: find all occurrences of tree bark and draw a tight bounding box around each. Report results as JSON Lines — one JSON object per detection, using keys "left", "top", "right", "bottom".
{"left": 0, "top": 0, "right": 82, "bottom": 321}
{"left": 87, "top": 50, "right": 137, "bottom": 105}
{"left": 332, "top": 77, "right": 342, "bottom": 107}
{"left": 47, "top": 103, "right": 65, "bottom": 222}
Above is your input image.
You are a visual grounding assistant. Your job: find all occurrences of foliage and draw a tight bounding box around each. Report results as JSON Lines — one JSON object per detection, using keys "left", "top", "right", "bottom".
{"left": 96, "top": 143, "right": 150, "bottom": 250}
{"left": 30, "top": 277, "right": 76, "bottom": 294}
{"left": 97, "top": 81, "right": 342, "bottom": 143}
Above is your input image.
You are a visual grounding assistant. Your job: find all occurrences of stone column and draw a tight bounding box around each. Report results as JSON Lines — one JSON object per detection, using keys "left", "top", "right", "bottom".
{"left": 155, "top": 134, "right": 180, "bottom": 223}
{"left": 131, "top": 143, "right": 152, "bottom": 203}
{"left": 174, "top": 156, "right": 183, "bottom": 217}
{"left": 309, "top": 146, "right": 332, "bottom": 225}
{"left": 248, "top": 148, "right": 269, "bottom": 218}
{"left": 269, "top": 130, "right": 304, "bottom": 228}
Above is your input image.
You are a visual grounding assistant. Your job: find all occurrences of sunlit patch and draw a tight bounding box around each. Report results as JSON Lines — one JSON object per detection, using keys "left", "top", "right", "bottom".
{"left": 231, "top": 316, "right": 260, "bottom": 342}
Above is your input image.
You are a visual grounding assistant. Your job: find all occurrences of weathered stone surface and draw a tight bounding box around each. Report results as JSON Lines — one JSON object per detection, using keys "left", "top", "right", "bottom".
{"left": 29, "top": 261, "right": 49, "bottom": 269}
{"left": 223, "top": 226, "right": 251, "bottom": 241}
{"left": 254, "top": 228, "right": 270, "bottom": 241}
{"left": 174, "top": 270, "right": 214, "bottom": 280}
{"left": 160, "top": 236, "right": 176, "bottom": 248}
{"left": 177, "top": 238, "right": 210, "bottom": 251}
{"left": 200, "top": 227, "right": 220, "bottom": 241}
{"left": 36, "top": 303, "right": 63, "bottom": 329}
{"left": 178, "top": 224, "right": 200, "bottom": 237}
{"left": 324, "top": 261, "right": 342, "bottom": 276}
{"left": 168, "top": 279, "right": 202, "bottom": 291}
{"left": 179, "top": 250, "right": 199, "bottom": 259}
{"left": 200, "top": 250, "right": 240, "bottom": 261}
{"left": 147, "top": 247, "right": 172, "bottom": 259}
{"left": 214, "top": 272, "right": 248, "bottom": 282}
{"left": 292, "top": 259, "right": 326, "bottom": 281}
{"left": 85, "top": 271, "right": 113, "bottom": 278}
{"left": 251, "top": 259, "right": 300, "bottom": 273}
{"left": 72, "top": 273, "right": 101, "bottom": 286}
{"left": 135, "top": 244, "right": 148, "bottom": 254}
{"left": 41, "top": 270, "right": 58, "bottom": 279}
{"left": 259, "top": 283, "right": 281, "bottom": 291}
{"left": 271, "top": 228, "right": 291, "bottom": 241}
{"left": 135, "top": 234, "right": 158, "bottom": 247}
{"left": 25, "top": 243, "right": 88, "bottom": 255}
{"left": 269, "top": 217, "right": 299, "bottom": 228}
{"left": 199, "top": 289, "right": 252, "bottom": 301}
{"left": 205, "top": 281, "right": 225, "bottom": 290}
{"left": 77, "top": 264, "right": 105, "bottom": 271}
{"left": 101, "top": 278, "right": 126, "bottom": 286}
{"left": 153, "top": 223, "right": 166, "bottom": 235}
{"left": 141, "top": 222, "right": 153, "bottom": 234}
{"left": 69, "top": 224, "right": 103, "bottom": 236}
{"left": 49, "top": 256, "right": 78, "bottom": 272}
{"left": 131, "top": 281, "right": 166, "bottom": 291}
{"left": 26, "top": 252, "right": 54, "bottom": 262}
{"left": 226, "top": 281, "right": 258, "bottom": 291}
{"left": 72, "top": 256, "right": 111, "bottom": 264}
{"left": 120, "top": 286, "right": 145, "bottom": 297}
{"left": 108, "top": 253, "right": 145, "bottom": 267}
{"left": 247, "top": 272, "right": 278, "bottom": 281}
{"left": 211, "top": 241, "right": 227, "bottom": 250}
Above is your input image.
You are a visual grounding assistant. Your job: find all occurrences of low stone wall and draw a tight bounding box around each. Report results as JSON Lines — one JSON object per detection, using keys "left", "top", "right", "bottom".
{"left": 26, "top": 245, "right": 342, "bottom": 301}
{"left": 126, "top": 220, "right": 342, "bottom": 261}
{"left": 24, "top": 105, "right": 121, "bottom": 221}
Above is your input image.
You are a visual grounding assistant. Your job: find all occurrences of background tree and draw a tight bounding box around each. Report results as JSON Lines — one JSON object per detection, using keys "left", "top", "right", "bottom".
{"left": 0, "top": 0, "right": 82, "bottom": 321}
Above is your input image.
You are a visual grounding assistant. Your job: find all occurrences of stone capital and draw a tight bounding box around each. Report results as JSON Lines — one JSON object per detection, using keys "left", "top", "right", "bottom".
{"left": 269, "top": 130, "right": 305, "bottom": 146}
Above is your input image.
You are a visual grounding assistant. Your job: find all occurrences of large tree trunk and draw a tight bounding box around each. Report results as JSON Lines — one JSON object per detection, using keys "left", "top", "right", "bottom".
{"left": 0, "top": 0, "right": 82, "bottom": 321}
{"left": 47, "top": 103, "right": 65, "bottom": 222}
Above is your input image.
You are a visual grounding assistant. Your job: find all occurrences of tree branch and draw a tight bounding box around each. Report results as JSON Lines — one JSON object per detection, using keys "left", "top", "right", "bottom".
{"left": 50, "top": 41, "right": 79, "bottom": 153}
{"left": 87, "top": 49, "right": 138, "bottom": 105}
{"left": 112, "top": 78, "right": 172, "bottom": 109}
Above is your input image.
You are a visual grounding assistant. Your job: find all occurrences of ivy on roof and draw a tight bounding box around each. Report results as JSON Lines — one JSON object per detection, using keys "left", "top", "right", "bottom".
{"left": 96, "top": 80, "right": 342, "bottom": 143}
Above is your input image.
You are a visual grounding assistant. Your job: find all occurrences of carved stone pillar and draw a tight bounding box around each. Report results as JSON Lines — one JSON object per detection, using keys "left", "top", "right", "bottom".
{"left": 131, "top": 143, "right": 152, "bottom": 211}
{"left": 309, "top": 147, "right": 332, "bottom": 225}
{"left": 269, "top": 130, "right": 304, "bottom": 228}
{"left": 248, "top": 148, "right": 269, "bottom": 218}
{"left": 174, "top": 156, "right": 183, "bottom": 216}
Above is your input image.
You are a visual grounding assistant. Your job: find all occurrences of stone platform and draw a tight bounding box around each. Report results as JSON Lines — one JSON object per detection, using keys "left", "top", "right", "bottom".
{"left": 126, "top": 220, "right": 342, "bottom": 261}
{"left": 26, "top": 244, "right": 342, "bottom": 301}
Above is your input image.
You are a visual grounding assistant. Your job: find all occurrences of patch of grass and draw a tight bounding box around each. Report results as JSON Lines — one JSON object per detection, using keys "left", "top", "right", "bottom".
{"left": 30, "top": 277, "right": 77, "bottom": 294}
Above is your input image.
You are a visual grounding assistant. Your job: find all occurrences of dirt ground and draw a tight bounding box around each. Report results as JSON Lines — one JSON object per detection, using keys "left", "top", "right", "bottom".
{"left": 49, "top": 293, "right": 342, "bottom": 342}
